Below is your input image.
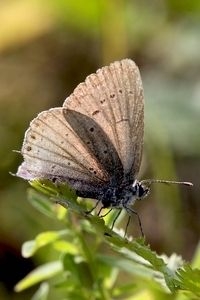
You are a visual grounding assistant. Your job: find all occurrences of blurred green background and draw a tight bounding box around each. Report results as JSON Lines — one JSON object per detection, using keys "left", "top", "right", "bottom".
{"left": 0, "top": 0, "right": 199, "bottom": 298}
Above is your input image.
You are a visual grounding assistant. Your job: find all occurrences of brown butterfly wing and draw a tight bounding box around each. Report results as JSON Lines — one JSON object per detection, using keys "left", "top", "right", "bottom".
{"left": 17, "top": 108, "right": 111, "bottom": 195}
{"left": 64, "top": 59, "right": 144, "bottom": 181}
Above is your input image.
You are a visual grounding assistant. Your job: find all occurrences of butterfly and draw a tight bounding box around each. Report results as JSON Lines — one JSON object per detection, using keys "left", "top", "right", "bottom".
{"left": 16, "top": 59, "right": 192, "bottom": 236}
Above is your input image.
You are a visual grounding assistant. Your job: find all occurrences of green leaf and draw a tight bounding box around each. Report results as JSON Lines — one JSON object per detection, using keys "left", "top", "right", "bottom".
{"left": 31, "top": 282, "right": 49, "bottom": 300}
{"left": 63, "top": 253, "right": 94, "bottom": 288}
{"left": 192, "top": 242, "right": 200, "bottom": 269}
{"left": 98, "top": 254, "right": 159, "bottom": 278}
{"left": 15, "top": 261, "right": 63, "bottom": 292}
{"left": 102, "top": 234, "right": 178, "bottom": 292}
{"left": 29, "top": 180, "right": 77, "bottom": 203}
{"left": 175, "top": 264, "right": 200, "bottom": 296}
{"left": 52, "top": 240, "right": 78, "bottom": 254}
{"left": 27, "top": 188, "right": 56, "bottom": 218}
{"left": 22, "top": 230, "right": 69, "bottom": 257}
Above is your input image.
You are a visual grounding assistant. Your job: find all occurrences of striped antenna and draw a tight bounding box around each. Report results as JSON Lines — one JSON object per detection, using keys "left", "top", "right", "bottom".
{"left": 140, "top": 179, "right": 193, "bottom": 187}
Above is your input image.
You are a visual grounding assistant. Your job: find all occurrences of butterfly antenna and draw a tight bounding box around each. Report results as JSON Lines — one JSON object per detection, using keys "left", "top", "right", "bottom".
{"left": 140, "top": 179, "right": 193, "bottom": 187}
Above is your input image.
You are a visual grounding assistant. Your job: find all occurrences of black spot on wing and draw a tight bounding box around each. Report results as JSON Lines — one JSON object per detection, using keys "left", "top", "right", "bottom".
{"left": 92, "top": 110, "right": 100, "bottom": 116}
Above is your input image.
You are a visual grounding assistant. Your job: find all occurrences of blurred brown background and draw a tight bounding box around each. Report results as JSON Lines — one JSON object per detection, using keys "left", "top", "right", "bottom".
{"left": 0, "top": 0, "right": 199, "bottom": 298}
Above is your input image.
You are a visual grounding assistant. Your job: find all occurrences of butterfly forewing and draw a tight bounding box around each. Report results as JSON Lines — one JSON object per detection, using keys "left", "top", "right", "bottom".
{"left": 17, "top": 108, "right": 110, "bottom": 193}
{"left": 64, "top": 59, "right": 144, "bottom": 180}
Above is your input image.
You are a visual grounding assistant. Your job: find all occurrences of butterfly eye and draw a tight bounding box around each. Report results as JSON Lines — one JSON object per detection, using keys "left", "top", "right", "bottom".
{"left": 138, "top": 184, "right": 149, "bottom": 198}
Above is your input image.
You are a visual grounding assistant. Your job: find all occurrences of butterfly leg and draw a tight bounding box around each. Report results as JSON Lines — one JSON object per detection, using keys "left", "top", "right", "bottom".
{"left": 54, "top": 199, "right": 69, "bottom": 209}
{"left": 99, "top": 208, "right": 112, "bottom": 218}
{"left": 103, "top": 209, "right": 121, "bottom": 237}
{"left": 85, "top": 200, "right": 100, "bottom": 215}
{"left": 124, "top": 215, "right": 131, "bottom": 237}
{"left": 125, "top": 207, "right": 144, "bottom": 237}
{"left": 111, "top": 209, "right": 122, "bottom": 230}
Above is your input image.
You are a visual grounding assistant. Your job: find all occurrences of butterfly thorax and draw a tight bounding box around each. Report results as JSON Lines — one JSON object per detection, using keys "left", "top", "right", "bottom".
{"left": 100, "top": 180, "right": 149, "bottom": 209}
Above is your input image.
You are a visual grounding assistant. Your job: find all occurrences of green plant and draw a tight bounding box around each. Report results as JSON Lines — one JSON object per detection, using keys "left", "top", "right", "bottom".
{"left": 15, "top": 181, "right": 200, "bottom": 300}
